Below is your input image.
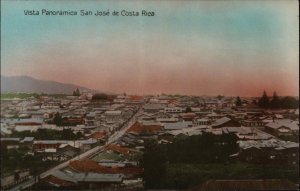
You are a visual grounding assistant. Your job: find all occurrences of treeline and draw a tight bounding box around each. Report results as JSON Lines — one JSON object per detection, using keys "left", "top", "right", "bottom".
{"left": 140, "top": 133, "right": 239, "bottom": 189}
{"left": 140, "top": 133, "right": 298, "bottom": 189}
{"left": 10, "top": 128, "right": 83, "bottom": 140}
{"left": 258, "top": 91, "right": 298, "bottom": 109}
{"left": 72, "top": 88, "right": 81, "bottom": 96}
{"left": 91, "top": 93, "right": 116, "bottom": 101}
{"left": 1, "top": 148, "right": 61, "bottom": 175}
{"left": 0, "top": 93, "right": 67, "bottom": 99}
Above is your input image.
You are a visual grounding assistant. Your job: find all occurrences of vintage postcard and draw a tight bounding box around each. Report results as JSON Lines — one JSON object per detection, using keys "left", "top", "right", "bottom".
{"left": 1, "top": 1, "right": 299, "bottom": 190}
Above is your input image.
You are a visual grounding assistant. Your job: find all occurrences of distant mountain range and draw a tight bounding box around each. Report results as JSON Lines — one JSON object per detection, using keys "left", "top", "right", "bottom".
{"left": 1, "top": 75, "right": 98, "bottom": 94}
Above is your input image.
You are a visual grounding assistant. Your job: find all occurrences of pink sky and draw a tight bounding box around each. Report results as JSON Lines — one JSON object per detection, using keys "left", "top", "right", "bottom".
{"left": 1, "top": 1, "right": 298, "bottom": 96}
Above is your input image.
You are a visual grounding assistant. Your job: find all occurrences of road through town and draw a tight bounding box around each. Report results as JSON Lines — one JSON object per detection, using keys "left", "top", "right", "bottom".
{"left": 9, "top": 106, "right": 142, "bottom": 191}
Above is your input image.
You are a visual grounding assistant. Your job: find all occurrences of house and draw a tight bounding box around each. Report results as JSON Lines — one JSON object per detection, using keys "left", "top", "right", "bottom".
{"left": 143, "top": 104, "right": 163, "bottom": 113}
{"left": 0, "top": 138, "right": 21, "bottom": 150}
{"left": 222, "top": 127, "right": 273, "bottom": 140}
{"left": 237, "top": 139, "right": 299, "bottom": 165}
{"left": 33, "top": 140, "right": 68, "bottom": 152}
{"left": 163, "top": 121, "right": 193, "bottom": 130}
{"left": 264, "top": 119, "right": 299, "bottom": 136}
{"left": 40, "top": 169, "right": 124, "bottom": 190}
{"left": 85, "top": 112, "right": 96, "bottom": 126}
{"left": 241, "top": 119, "right": 264, "bottom": 127}
{"left": 211, "top": 117, "right": 241, "bottom": 128}
{"left": 206, "top": 112, "right": 225, "bottom": 120}
{"left": 79, "top": 138, "right": 98, "bottom": 152}
{"left": 104, "top": 110, "right": 122, "bottom": 121}
{"left": 68, "top": 159, "right": 143, "bottom": 179}
{"left": 58, "top": 144, "right": 79, "bottom": 158}
{"left": 62, "top": 117, "right": 85, "bottom": 126}
{"left": 136, "top": 113, "right": 156, "bottom": 122}
{"left": 159, "top": 126, "right": 204, "bottom": 141}
{"left": 125, "top": 95, "right": 144, "bottom": 105}
{"left": 156, "top": 117, "right": 179, "bottom": 123}
{"left": 126, "top": 122, "right": 163, "bottom": 136}
{"left": 1, "top": 170, "right": 30, "bottom": 190}
{"left": 88, "top": 131, "right": 108, "bottom": 143}
{"left": 164, "top": 107, "right": 185, "bottom": 113}
{"left": 179, "top": 113, "right": 197, "bottom": 121}
{"left": 195, "top": 118, "right": 210, "bottom": 126}
{"left": 20, "top": 137, "right": 35, "bottom": 149}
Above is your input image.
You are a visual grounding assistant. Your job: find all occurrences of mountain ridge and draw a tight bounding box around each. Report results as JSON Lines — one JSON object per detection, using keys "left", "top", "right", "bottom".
{"left": 1, "top": 75, "right": 100, "bottom": 94}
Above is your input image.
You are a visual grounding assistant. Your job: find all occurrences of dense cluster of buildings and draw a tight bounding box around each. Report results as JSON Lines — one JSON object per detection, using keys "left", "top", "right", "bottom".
{"left": 1, "top": 93, "right": 299, "bottom": 190}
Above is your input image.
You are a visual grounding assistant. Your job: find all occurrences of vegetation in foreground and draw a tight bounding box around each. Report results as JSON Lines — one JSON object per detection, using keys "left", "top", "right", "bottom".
{"left": 140, "top": 133, "right": 299, "bottom": 189}
{"left": 9, "top": 128, "right": 84, "bottom": 140}
{"left": 1, "top": 148, "right": 61, "bottom": 176}
{"left": 1, "top": 93, "right": 68, "bottom": 99}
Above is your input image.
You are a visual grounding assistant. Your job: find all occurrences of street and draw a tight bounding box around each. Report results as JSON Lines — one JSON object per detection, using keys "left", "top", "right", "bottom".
{"left": 8, "top": 106, "right": 142, "bottom": 191}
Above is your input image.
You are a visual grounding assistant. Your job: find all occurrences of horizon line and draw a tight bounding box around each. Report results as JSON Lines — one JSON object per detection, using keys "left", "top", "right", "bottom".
{"left": 1, "top": 74, "right": 299, "bottom": 98}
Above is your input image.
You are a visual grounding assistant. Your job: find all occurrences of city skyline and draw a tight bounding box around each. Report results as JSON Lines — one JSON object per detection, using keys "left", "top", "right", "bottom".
{"left": 1, "top": 1, "right": 299, "bottom": 96}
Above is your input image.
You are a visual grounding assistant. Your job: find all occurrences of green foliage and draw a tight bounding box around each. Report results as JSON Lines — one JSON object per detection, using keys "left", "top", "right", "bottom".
{"left": 141, "top": 133, "right": 298, "bottom": 189}
{"left": 140, "top": 140, "right": 167, "bottom": 188}
{"left": 258, "top": 91, "right": 269, "bottom": 108}
{"left": 53, "top": 112, "right": 63, "bottom": 126}
{"left": 185, "top": 107, "right": 192, "bottom": 113}
{"left": 165, "top": 133, "right": 239, "bottom": 164}
{"left": 161, "top": 163, "right": 299, "bottom": 189}
{"left": 280, "top": 96, "right": 299, "bottom": 109}
{"left": 76, "top": 132, "right": 84, "bottom": 139}
{"left": 1, "top": 148, "right": 60, "bottom": 175}
{"left": 279, "top": 134, "right": 299, "bottom": 143}
{"left": 61, "top": 129, "right": 77, "bottom": 140}
{"left": 235, "top": 96, "right": 242, "bottom": 106}
{"left": 72, "top": 88, "right": 81, "bottom": 96}
{"left": 141, "top": 133, "right": 239, "bottom": 189}
{"left": 270, "top": 92, "right": 280, "bottom": 109}
{"left": 0, "top": 93, "right": 68, "bottom": 100}
{"left": 92, "top": 93, "right": 108, "bottom": 100}
{"left": 1, "top": 93, "right": 39, "bottom": 99}
{"left": 10, "top": 129, "right": 83, "bottom": 140}
{"left": 258, "top": 91, "right": 299, "bottom": 109}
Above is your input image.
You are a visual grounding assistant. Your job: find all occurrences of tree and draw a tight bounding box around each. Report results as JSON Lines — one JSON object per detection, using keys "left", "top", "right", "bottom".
{"left": 185, "top": 107, "right": 192, "bottom": 112}
{"left": 270, "top": 91, "right": 280, "bottom": 109}
{"left": 92, "top": 93, "right": 108, "bottom": 100}
{"left": 258, "top": 91, "right": 269, "bottom": 108}
{"left": 141, "top": 140, "right": 167, "bottom": 189}
{"left": 61, "top": 129, "right": 76, "bottom": 140}
{"left": 280, "top": 96, "right": 299, "bottom": 109}
{"left": 235, "top": 96, "right": 242, "bottom": 106}
{"left": 73, "top": 88, "right": 80, "bottom": 96}
{"left": 76, "top": 132, "right": 84, "bottom": 139}
{"left": 217, "top": 95, "right": 224, "bottom": 100}
{"left": 53, "top": 112, "right": 63, "bottom": 126}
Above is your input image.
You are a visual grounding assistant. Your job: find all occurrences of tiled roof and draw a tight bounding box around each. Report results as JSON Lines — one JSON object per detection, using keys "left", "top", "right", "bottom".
{"left": 42, "top": 175, "right": 76, "bottom": 187}
{"left": 89, "top": 131, "right": 107, "bottom": 140}
{"left": 212, "top": 117, "right": 231, "bottom": 127}
{"left": 163, "top": 121, "right": 193, "bottom": 130}
{"left": 127, "top": 122, "right": 162, "bottom": 134}
{"left": 68, "top": 159, "right": 143, "bottom": 175}
{"left": 105, "top": 144, "right": 130, "bottom": 155}
{"left": 129, "top": 95, "right": 143, "bottom": 101}
{"left": 266, "top": 119, "right": 299, "bottom": 130}
{"left": 69, "top": 159, "right": 111, "bottom": 173}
